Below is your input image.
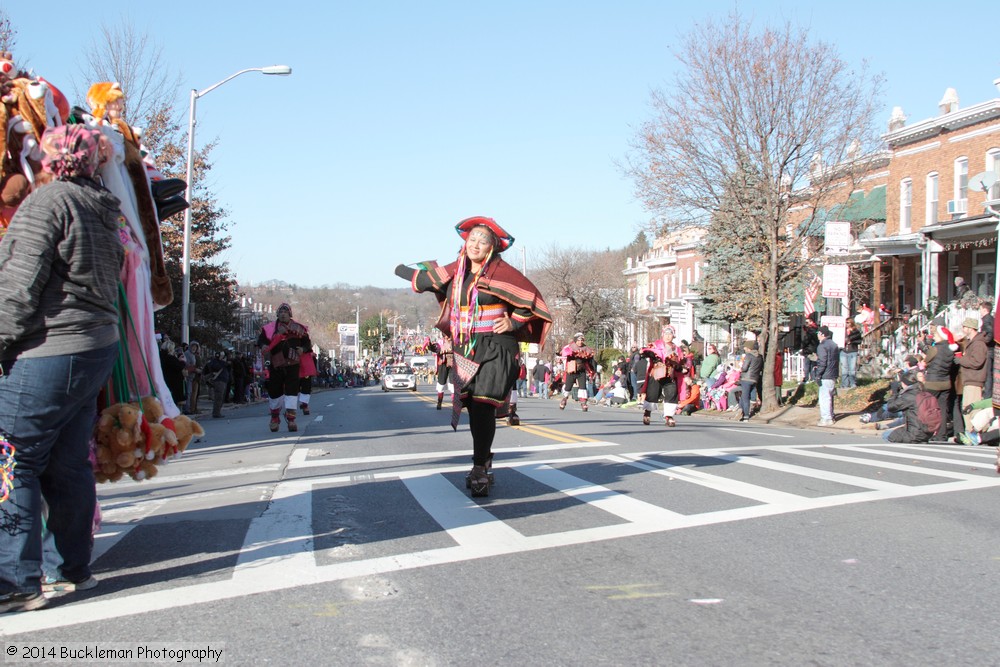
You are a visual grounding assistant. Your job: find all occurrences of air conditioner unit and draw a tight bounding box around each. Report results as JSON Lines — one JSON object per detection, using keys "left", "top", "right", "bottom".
{"left": 946, "top": 199, "right": 968, "bottom": 215}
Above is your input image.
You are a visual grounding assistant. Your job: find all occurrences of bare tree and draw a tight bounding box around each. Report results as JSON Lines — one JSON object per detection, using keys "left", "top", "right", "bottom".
{"left": 0, "top": 9, "right": 16, "bottom": 52}
{"left": 76, "top": 19, "right": 182, "bottom": 125}
{"left": 531, "top": 245, "right": 629, "bottom": 351}
{"left": 626, "top": 11, "right": 884, "bottom": 412}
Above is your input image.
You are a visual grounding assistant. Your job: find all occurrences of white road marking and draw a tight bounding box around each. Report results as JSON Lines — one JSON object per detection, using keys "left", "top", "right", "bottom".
{"left": 286, "top": 440, "right": 617, "bottom": 469}
{"left": 616, "top": 454, "right": 805, "bottom": 505}
{"left": 715, "top": 427, "right": 794, "bottom": 438}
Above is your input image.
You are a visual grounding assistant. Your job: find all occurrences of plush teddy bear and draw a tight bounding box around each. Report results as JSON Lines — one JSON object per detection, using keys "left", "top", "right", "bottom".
{"left": 93, "top": 403, "right": 144, "bottom": 482}
{"left": 170, "top": 414, "right": 205, "bottom": 455}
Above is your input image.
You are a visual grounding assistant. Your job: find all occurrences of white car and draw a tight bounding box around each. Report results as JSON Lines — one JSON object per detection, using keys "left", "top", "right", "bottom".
{"left": 382, "top": 365, "right": 417, "bottom": 392}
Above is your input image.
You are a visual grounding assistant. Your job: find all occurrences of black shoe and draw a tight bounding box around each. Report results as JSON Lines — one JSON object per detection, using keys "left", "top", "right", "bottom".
{"left": 0, "top": 591, "right": 48, "bottom": 613}
{"left": 928, "top": 436, "right": 953, "bottom": 444}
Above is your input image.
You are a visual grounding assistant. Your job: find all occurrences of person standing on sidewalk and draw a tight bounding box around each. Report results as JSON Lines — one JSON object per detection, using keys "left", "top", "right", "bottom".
{"left": 815, "top": 326, "right": 840, "bottom": 426}
{"left": 0, "top": 125, "right": 124, "bottom": 613}
{"left": 840, "top": 319, "right": 863, "bottom": 389}
{"left": 957, "top": 317, "right": 989, "bottom": 424}
{"left": 203, "top": 352, "right": 231, "bottom": 419}
{"left": 183, "top": 341, "right": 203, "bottom": 414}
{"left": 738, "top": 340, "right": 763, "bottom": 422}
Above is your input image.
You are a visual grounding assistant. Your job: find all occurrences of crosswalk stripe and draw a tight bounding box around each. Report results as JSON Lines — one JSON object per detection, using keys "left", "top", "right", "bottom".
{"left": 616, "top": 454, "right": 806, "bottom": 504}
{"left": 831, "top": 445, "right": 998, "bottom": 469}
{"left": 403, "top": 475, "right": 525, "bottom": 549}
{"left": 697, "top": 449, "right": 908, "bottom": 491}
{"left": 514, "top": 463, "right": 686, "bottom": 525}
{"left": 778, "top": 447, "right": 985, "bottom": 481}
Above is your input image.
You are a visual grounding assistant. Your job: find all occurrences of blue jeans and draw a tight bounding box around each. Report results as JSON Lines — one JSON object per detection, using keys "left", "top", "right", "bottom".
{"left": 739, "top": 380, "right": 755, "bottom": 418}
{"left": 0, "top": 342, "right": 118, "bottom": 593}
{"left": 819, "top": 378, "right": 836, "bottom": 421}
{"left": 840, "top": 351, "right": 858, "bottom": 388}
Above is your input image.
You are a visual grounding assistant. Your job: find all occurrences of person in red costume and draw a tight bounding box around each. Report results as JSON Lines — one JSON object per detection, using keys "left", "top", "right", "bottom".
{"left": 395, "top": 216, "right": 551, "bottom": 497}
{"left": 257, "top": 303, "right": 311, "bottom": 432}
{"left": 640, "top": 324, "right": 681, "bottom": 427}
{"left": 559, "top": 333, "right": 596, "bottom": 412}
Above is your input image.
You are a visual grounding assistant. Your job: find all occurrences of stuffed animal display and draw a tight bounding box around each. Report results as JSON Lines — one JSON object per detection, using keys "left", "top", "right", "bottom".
{"left": 94, "top": 396, "right": 204, "bottom": 483}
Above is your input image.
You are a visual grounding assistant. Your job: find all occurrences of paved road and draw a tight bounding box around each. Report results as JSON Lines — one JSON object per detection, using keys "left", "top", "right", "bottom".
{"left": 3, "top": 386, "right": 999, "bottom": 665}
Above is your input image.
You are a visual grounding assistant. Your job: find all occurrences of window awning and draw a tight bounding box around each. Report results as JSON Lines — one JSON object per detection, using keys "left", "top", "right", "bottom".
{"left": 801, "top": 185, "right": 887, "bottom": 236}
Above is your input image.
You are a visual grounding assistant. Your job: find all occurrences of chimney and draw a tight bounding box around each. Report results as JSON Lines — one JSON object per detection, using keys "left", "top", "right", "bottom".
{"left": 938, "top": 88, "right": 959, "bottom": 115}
{"left": 888, "top": 106, "right": 906, "bottom": 131}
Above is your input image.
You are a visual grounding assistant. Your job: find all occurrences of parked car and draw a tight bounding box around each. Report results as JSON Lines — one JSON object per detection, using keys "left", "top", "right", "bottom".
{"left": 382, "top": 364, "right": 417, "bottom": 392}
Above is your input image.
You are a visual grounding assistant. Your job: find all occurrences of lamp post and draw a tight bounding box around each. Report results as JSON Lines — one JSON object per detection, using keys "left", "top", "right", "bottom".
{"left": 181, "top": 65, "right": 292, "bottom": 344}
{"left": 355, "top": 303, "right": 361, "bottom": 366}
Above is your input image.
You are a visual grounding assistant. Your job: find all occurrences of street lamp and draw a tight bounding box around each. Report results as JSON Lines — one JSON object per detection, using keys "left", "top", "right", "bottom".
{"left": 181, "top": 65, "right": 292, "bottom": 344}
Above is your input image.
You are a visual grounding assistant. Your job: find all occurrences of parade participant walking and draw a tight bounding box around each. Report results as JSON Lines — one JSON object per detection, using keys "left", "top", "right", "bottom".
{"left": 395, "top": 216, "right": 551, "bottom": 497}
{"left": 257, "top": 303, "right": 311, "bottom": 432}
{"left": 640, "top": 324, "right": 681, "bottom": 427}
{"left": 559, "top": 333, "right": 595, "bottom": 412}
{"left": 297, "top": 348, "right": 317, "bottom": 415}
{"left": 428, "top": 337, "right": 454, "bottom": 410}
{"left": 0, "top": 125, "right": 124, "bottom": 613}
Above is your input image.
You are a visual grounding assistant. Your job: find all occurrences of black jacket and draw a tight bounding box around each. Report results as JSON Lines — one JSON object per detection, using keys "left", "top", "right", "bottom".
{"left": 815, "top": 338, "right": 840, "bottom": 380}
{"left": 885, "top": 383, "right": 933, "bottom": 443}
{"left": 739, "top": 350, "right": 763, "bottom": 383}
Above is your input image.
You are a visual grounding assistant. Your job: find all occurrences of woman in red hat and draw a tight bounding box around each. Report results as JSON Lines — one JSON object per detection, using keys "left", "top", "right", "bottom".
{"left": 395, "top": 216, "right": 552, "bottom": 496}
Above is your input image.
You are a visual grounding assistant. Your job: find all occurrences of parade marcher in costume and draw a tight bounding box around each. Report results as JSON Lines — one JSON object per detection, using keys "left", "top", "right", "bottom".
{"left": 559, "top": 333, "right": 596, "bottom": 412}
{"left": 297, "top": 347, "right": 317, "bottom": 415}
{"left": 428, "top": 337, "right": 454, "bottom": 410}
{"left": 395, "top": 216, "right": 551, "bottom": 497}
{"left": 257, "top": 303, "right": 311, "bottom": 432}
{"left": 640, "top": 324, "right": 681, "bottom": 427}
{"left": 0, "top": 125, "right": 123, "bottom": 612}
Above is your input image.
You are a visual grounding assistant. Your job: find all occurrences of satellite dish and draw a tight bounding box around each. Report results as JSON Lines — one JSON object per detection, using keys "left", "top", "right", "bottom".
{"left": 646, "top": 295, "right": 656, "bottom": 303}
{"left": 969, "top": 171, "right": 999, "bottom": 193}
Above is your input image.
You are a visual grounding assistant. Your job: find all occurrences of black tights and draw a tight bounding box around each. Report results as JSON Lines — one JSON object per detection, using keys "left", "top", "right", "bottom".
{"left": 467, "top": 399, "right": 497, "bottom": 466}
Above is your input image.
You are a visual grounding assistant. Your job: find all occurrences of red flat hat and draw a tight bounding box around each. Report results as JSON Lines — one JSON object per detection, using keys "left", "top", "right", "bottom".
{"left": 455, "top": 216, "right": 514, "bottom": 252}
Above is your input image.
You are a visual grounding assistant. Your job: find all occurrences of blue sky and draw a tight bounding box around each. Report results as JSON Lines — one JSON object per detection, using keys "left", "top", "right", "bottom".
{"left": 9, "top": 1, "right": 1000, "bottom": 289}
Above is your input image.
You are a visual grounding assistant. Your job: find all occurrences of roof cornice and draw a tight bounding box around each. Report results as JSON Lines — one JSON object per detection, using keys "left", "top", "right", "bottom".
{"left": 882, "top": 99, "right": 1000, "bottom": 147}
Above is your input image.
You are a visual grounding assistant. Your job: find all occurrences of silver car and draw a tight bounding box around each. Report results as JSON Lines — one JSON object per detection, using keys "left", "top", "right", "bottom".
{"left": 382, "top": 365, "right": 417, "bottom": 392}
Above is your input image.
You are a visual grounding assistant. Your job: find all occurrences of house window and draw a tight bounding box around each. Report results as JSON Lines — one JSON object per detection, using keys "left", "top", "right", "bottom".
{"left": 973, "top": 250, "right": 996, "bottom": 299}
{"left": 900, "top": 179, "right": 912, "bottom": 232}
{"left": 955, "top": 156, "right": 969, "bottom": 200}
{"left": 926, "top": 172, "right": 938, "bottom": 226}
{"left": 988, "top": 149, "right": 1000, "bottom": 201}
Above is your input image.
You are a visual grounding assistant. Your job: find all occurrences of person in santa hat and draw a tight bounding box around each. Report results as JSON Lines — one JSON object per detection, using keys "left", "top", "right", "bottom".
{"left": 922, "top": 320, "right": 959, "bottom": 443}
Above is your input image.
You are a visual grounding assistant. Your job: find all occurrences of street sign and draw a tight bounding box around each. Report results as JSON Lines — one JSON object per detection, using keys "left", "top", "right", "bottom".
{"left": 822, "top": 264, "right": 849, "bottom": 299}
{"left": 823, "top": 220, "right": 851, "bottom": 255}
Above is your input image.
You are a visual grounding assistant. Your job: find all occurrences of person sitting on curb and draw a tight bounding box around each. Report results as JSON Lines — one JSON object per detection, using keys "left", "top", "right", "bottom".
{"left": 861, "top": 355, "right": 922, "bottom": 429}
{"left": 677, "top": 376, "right": 702, "bottom": 416}
{"left": 957, "top": 397, "right": 999, "bottom": 446}
{"left": 880, "top": 371, "right": 935, "bottom": 444}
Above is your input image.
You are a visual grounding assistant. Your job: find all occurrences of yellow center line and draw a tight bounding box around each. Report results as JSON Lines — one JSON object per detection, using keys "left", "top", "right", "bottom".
{"left": 509, "top": 423, "right": 597, "bottom": 443}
